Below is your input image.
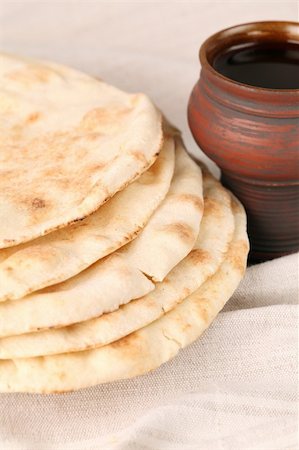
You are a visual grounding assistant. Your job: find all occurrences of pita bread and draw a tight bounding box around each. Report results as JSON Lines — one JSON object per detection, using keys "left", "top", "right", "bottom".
{"left": 0, "top": 169, "right": 232, "bottom": 358}
{"left": 0, "top": 138, "right": 175, "bottom": 302}
{"left": 120, "top": 137, "right": 203, "bottom": 282}
{"left": 0, "top": 53, "right": 162, "bottom": 248}
{"left": 0, "top": 144, "right": 203, "bottom": 338}
{"left": 0, "top": 197, "right": 248, "bottom": 393}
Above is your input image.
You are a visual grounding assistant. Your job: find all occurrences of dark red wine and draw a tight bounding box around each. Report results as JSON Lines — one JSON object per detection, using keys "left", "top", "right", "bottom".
{"left": 213, "top": 42, "right": 299, "bottom": 89}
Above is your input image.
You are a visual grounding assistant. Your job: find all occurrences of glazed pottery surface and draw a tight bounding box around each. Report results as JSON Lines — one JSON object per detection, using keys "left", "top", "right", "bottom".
{"left": 188, "top": 21, "right": 299, "bottom": 262}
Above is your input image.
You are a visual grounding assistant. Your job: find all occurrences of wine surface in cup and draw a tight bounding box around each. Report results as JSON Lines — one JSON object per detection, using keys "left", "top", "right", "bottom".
{"left": 213, "top": 42, "right": 299, "bottom": 89}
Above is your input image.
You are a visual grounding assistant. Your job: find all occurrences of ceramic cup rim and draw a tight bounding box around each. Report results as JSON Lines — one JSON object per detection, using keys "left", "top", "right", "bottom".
{"left": 199, "top": 21, "right": 299, "bottom": 93}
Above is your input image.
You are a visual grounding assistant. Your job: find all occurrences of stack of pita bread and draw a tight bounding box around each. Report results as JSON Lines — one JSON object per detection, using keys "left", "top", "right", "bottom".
{"left": 0, "top": 54, "right": 249, "bottom": 393}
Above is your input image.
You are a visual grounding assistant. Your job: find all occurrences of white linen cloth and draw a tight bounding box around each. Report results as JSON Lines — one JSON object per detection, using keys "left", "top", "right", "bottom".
{"left": 0, "top": 2, "right": 298, "bottom": 449}
{"left": 0, "top": 254, "right": 298, "bottom": 450}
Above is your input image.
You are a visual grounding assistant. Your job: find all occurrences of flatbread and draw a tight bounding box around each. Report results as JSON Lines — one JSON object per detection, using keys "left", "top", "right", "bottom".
{"left": 0, "top": 144, "right": 203, "bottom": 338}
{"left": 0, "top": 169, "right": 233, "bottom": 358}
{"left": 119, "top": 137, "right": 203, "bottom": 282}
{"left": 0, "top": 138, "right": 175, "bottom": 302}
{"left": 0, "top": 197, "right": 248, "bottom": 393}
{"left": 0, "top": 53, "right": 162, "bottom": 248}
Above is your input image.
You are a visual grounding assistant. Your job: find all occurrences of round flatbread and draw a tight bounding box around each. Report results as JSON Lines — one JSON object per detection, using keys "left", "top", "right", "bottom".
{"left": 0, "top": 138, "right": 175, "bottom": 302}
{"left": 0, "top": 168, "right": 233, "bottom": 358}
{"left": 0, "top": 197, "right": 248, "bottom": 393}
{"left": 0, "top": 142, "right": 203, "bottom": 338}
{"left": 0, "top": 53, "right": 162, "bottom": 248}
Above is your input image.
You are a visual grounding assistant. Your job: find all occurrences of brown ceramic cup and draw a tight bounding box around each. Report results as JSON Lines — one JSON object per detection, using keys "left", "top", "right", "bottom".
{"left": 188, "top": 21, "right": 299, "bottom": 262}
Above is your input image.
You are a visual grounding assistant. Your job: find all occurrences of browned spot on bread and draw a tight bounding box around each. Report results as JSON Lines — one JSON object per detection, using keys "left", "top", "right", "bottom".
{"left": 174, "top": 194, "right": 203, "bottom": 210}
{"left": 49, "top": 177, "right": 71, "bottom": 189}
{"left": 120, "top": 225, "right": 143, "bottom": 244}
{"left": 110, "top": 331, "right": 141, "bottom": 356}
{"left": 49, "top": 389, "right": 72, "bottom": 394}
{"left": 32, "top": 198, "right": 46, "bottom": 209}
{"left": 197, "top": 301, "right": 210, "bottom": 324}
{"left": 171, "top": 313, "right": 190, "bottom": 334}
{"left": 80, "top": 107, "right": 131, "bottom": 131}
{"left": 142, "top": 297, "right": 159, "bottom": 311}
{"left": 0, "top": 169, "right": 18, "bottom": 179}
{"left": 200, "top": 307, "right": 210, "bottom": 324}
{"left": 181, "top": 287, "right": 191, "bottom": 299}
{"left": 7, "top": 65, "right": 52, "bottom": 84}
{"left": 131, "top": 151, "right": 147, "bottom": 164}
{"left": 137, "top": 166, "right": 157, "bottom": 185}
{"left": 31, "top": 66, "right": 52, "bottom": 83}
{"left": 203, "top": 198, "right": 222, "bottom": 216}
{"left": 228, "top": 240, "right": 249, "bottom": 274}
{"left": 191, "top": 297, "right": 213, "bottom": 325}
{"left": 188, "top": 248, "right": 211, "bottom": 264}
{"left": 92, "top": 162, "right": 105, "bottom": 171}
{"left": 145, "top": 156, "right": 162, "bottom": 178}
{"left": 26, "top": 112, "right": 41, "bottom": 124}
{"left": 87, "top": 132, "right": 102, "bottom": 141}
{"left": 181, "top": 322, "right": 192, "bottom": 332}
{"left": 39, "top": 279, "right": 65, "bottom": 294}
{"left": 161, "top": 222, "right": 195, "bottom": 244}
{"left": 149, "top": 158, "right": 161, "bottom": 174}
{"left": 58, "top": 371, "right": 67, "bottom": 382}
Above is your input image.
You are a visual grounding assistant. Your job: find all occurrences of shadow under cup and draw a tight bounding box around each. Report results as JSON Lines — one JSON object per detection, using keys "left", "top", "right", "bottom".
{"left": 188, "top": 21, "right": 299, "bottom": 262}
